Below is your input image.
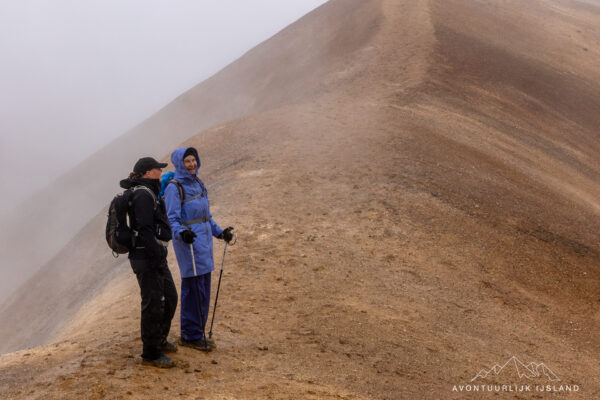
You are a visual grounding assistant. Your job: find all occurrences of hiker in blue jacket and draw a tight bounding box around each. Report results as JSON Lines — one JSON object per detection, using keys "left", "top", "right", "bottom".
{"left": 164, "top": 147, "right": 234, "bottom": 351}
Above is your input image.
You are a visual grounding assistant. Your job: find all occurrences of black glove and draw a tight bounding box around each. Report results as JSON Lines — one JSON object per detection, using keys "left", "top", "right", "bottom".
{"left": 219, "top": 226, "right": 234, "bottom": 243}
{"left": 180, "top": 229, "right": 197, "bottom": 244}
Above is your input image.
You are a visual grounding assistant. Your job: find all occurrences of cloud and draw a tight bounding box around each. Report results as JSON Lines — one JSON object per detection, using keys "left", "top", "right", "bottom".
{"left": 0, "top": 0, "right": 327, "bottom": 212}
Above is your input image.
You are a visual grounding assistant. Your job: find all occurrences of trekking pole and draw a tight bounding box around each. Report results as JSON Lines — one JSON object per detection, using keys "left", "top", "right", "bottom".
{"left": 190, "top": 241, "right": 210, "bottom": 349}
{"left": 208, "top": 242, "right": 228, "bottom": 339}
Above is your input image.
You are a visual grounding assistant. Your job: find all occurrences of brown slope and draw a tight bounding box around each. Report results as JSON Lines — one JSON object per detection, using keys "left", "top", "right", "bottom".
{"left": 384, "top": 0, "right": 600, "bottom": 396}
{"left": 0, "top": 0, "right": 387, "bottom": 353}
{"left": 2, "top": 0, "right": 600, "bottom": 399}
{"left": 0, "top": 0, "right": 381, "bottom": 305}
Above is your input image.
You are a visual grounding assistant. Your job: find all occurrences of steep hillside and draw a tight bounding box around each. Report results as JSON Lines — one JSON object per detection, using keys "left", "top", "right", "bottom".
{"left": 0, "top": 0, "right": 376, "bottom": 304}
{"left": 0, "top": 0, "right": 386, "bottom": 355}
{"left": 2, "top": 0, "right": 600, "bottom": 399}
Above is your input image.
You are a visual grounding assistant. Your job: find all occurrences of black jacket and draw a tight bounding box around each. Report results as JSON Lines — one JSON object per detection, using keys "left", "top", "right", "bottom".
{"left": 119, "top": 177, "right": 172, "bottom": 265}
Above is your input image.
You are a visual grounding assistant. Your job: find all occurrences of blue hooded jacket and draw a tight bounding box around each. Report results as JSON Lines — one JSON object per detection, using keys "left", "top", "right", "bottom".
{"left": 164, "top": 147, "right": 224, "bottom": 277}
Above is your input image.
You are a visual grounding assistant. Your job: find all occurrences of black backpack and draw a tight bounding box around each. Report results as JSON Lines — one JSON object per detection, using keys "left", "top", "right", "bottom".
{"left": 105, "top": 186, "right": 156, "bottom": 257}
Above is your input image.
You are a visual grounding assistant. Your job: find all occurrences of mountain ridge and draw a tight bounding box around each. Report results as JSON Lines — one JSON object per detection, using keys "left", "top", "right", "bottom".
{"left": 1, "top": 0, "right": 600, "bottom": 398}
{"left": 0, "top": 0, "right": 376, "bottom": 304}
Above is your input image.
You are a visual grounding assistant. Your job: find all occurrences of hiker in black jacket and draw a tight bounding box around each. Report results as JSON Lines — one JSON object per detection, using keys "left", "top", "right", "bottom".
{"left": 120, "top": 157, "right": 178, "bottom": 368}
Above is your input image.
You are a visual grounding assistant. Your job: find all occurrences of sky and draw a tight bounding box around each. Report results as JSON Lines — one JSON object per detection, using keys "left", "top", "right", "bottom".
{"left": 0, "top": 0, "right": 327, "bottom": 214}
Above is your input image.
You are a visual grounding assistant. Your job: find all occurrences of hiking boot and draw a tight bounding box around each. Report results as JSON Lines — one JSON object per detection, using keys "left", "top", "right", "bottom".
{"left": 161, "top": 340, "right": 178, "bottom": 353}
{"left": 142, "top": 355, "right": 175, "bottom": 368}
{"left": 178, "top": 337, "right": 215, "bottom": 352}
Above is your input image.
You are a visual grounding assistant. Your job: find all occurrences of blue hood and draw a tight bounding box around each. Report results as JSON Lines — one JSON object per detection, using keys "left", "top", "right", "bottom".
{"left": 171, "top": 147, "right": 200, "bottom": 180}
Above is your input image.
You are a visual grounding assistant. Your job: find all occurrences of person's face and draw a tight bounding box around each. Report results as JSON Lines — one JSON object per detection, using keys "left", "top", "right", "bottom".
{"left": 183, "top": 155, "right": 197, "bottom": 174}
{"left": 143, "top": 167, "right": 162, "bottom": 180}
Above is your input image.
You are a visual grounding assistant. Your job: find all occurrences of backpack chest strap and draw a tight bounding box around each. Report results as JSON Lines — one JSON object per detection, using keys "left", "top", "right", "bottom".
{"left": 169, "top": 178, "right": 206, "bottom": 206}
{"left": 183, "top": 193, "right": 203, "bottom": 203}
{"left": 182, "top": 216, "right": 210, "bottom": 226}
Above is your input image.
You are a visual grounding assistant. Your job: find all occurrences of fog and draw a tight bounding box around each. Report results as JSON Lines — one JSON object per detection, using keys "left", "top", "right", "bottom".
{"left": 0, "top": 0, "right": 327, "bottom": 215}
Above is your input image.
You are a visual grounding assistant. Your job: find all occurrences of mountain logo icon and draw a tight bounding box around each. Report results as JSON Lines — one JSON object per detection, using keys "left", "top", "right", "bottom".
{"left": 471, "top": 356, "right": 560, "bottom": 382}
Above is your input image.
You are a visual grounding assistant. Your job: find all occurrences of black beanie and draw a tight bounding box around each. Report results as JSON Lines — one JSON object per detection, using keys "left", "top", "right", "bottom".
{"left": 183, "top": 147, "right": 197, "bottom": 160}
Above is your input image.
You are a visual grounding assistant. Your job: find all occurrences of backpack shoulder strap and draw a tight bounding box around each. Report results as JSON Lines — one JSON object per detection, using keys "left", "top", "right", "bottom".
{"left": 168, "top": 179, "right": 185, "bottom": 207}
{"left": 132, "top": 185, "right": 158, "bottom": 209}
{"left": 194, "top": 176, "right": 207, "bottom": 197}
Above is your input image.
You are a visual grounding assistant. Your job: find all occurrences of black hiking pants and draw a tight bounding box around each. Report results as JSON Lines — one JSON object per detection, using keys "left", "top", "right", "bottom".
{"left": 130, "top": 258, "right": 178, "bottom": 360}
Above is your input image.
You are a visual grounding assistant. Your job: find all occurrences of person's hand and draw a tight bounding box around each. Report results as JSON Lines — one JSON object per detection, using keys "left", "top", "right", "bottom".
{"left": 219, "top": 226, "right": 234, "bottom": 243}
{"left": 180, "top": 229, "right": 197, "bottom": 244}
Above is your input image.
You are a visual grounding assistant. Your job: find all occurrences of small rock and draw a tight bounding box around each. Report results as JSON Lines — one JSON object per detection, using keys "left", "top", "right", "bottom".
{"left": 211, "top": 360, "right": 218, "bottom": 365}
